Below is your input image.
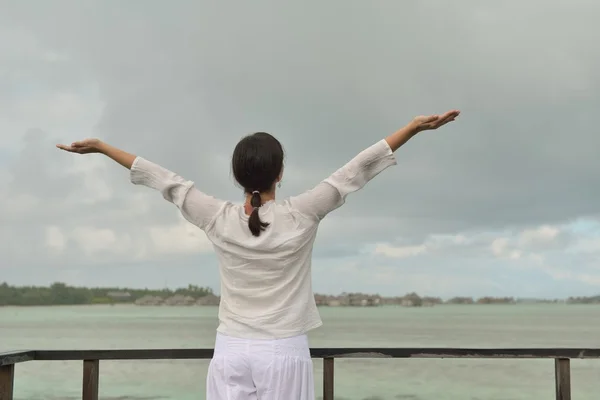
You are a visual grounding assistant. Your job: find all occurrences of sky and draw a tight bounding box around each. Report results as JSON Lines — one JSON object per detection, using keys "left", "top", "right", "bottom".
{"left": 0, "top": 0, "right": 599, "bottom": 299}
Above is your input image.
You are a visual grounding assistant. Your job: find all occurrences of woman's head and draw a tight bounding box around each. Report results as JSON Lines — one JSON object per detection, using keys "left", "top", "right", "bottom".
{"left": 232, "top": 132, "right": 284, "bottom": 236}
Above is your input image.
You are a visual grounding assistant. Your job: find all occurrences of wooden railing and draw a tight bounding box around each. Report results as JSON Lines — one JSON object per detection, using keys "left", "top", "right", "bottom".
{"left": 3, "top": 347, "right": 599, "bottom": 400}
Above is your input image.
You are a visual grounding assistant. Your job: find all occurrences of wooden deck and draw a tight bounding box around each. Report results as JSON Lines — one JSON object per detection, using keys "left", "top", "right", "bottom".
{"left": 3, "top": 347, "right": 598, "bottom": 400}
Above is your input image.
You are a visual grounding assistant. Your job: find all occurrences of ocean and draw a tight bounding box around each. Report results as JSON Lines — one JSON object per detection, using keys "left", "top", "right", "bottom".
{"left": 2, "top": 304, "right": 599, "bottom": 400}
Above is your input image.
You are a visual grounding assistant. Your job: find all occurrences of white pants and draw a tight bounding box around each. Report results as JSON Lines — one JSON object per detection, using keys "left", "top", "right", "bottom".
{"left": 206, "top": 332, "right": 315, "bottom": 400}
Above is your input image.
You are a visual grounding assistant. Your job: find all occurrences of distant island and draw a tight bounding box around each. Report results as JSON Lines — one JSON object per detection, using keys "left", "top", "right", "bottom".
{"left": 1, "top": 282, "right": 598, "bottom": 307}
{"left": 0, "top": 282, "right": 216, "bottom": 307}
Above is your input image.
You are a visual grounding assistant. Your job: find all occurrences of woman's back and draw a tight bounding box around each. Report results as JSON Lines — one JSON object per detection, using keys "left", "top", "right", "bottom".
{"left": 210, "top": 200, "right": 322, "bottom": 338}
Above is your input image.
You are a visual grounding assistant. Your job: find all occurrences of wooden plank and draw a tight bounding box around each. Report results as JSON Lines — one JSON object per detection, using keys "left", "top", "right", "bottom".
{"left": 555, "top": 358, "right": 571, "bottom": 400}
{"left": 313, "top": 348, "right": 600, "bottom": 359}
{"left": 323, "top": 358, "right": 334, "bottom": 400}
{"left": 36, "top": 348, "right": 214, "bottom": 361}
{"left": 0, "top": 351, "right": 35, "bottom": 367}
{"left": 0, "top": 364, "right": 14, "bottom": 400}
{"left": 82, "top": 360, "right": 99, "bottom": 400}
{"left": 32, "top": 347, "right": 600, "bottom": 361}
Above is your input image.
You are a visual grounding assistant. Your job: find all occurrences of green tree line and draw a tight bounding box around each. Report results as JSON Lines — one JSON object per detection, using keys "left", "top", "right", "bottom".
{"left": 0, "top": 282, "right": 214, "bottom": 306}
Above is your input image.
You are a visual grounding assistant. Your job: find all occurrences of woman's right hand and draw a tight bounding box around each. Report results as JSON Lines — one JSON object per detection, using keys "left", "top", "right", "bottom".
{"left": 412, "top": 110, "right": 460, "bottom": 133}
{"left": 56, "top": 138, "right": 103, "bottom": 154}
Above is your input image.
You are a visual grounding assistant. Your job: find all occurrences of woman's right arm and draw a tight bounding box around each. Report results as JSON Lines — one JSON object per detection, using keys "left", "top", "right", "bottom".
{"left": 289, "top": 110, "right": 460, "bottom": 220}
{"left": 57, "top": 139, "right": 225, "bottom": 230}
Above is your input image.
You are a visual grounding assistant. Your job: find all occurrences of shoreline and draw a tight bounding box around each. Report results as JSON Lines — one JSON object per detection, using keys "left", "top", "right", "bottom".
{"left": 3, "top": 283, "right": 598, "bottom": 307}
{"left": 0, "top": 302, "right": 584, "bottom": 309}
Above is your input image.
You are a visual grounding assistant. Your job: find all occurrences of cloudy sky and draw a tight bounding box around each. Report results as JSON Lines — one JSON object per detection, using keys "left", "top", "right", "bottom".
{"left": 1, "top": 0, "right": 599, "bottom": 299}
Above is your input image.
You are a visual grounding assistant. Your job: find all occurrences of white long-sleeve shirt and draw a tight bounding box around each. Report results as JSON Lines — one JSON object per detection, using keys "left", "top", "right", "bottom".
{"left": 130, "top": 139, "right": 397, "bottom": 339}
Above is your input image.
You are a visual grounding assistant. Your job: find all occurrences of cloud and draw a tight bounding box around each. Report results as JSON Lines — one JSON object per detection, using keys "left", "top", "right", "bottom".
{"left": 490, "top": 238, "right": 520, "bottom": 259}
{"left": 371, "top": 224, "right": 568, "bottom": 262}
{"left": 44, "top": 226, "right": 67, "bottom": 254}
{"left": 518, "top": 225, "right": 560, "bottom": 247}
{"left": 0, "top": 1, "right": 599, "bottom": 296}
{"left": 366, "top": 220, "right": 600, "bottom": 296}
{"left": 373, "top": 234, "right": 469, "bottom": 259}
{"left": 374, "top": 243, "right": 427, "bottom": 259}
{"left": 148, "top": 218, "right": 214, "bottom": 256}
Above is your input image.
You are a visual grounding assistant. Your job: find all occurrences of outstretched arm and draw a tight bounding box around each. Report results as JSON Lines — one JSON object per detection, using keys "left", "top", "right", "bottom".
{"left": 385, "top": 110, "right": 460, "bottom": 151}
{"left": 57, "top": 139, "right": 136, "bottom": 169}
{"left": 56, "top": 139, "right": 225, "bottom": 230}
{"left": 289, "top": 110, "right": 460, "bottom": 220}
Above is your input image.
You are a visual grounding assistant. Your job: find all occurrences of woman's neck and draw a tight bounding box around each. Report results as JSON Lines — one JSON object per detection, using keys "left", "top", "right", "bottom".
{"left": 243, "top": 191, "right": 276, "bottom": 215}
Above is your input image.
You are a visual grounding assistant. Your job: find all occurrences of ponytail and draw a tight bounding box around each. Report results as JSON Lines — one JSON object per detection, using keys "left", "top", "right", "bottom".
{"left": 248, "top": 191, "right": 269, "bottom": 236}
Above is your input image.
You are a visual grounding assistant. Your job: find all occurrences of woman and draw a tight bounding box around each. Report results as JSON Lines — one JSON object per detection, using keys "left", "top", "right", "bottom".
{"left": 57, "top": 110, "right": 459, "bottom": 400}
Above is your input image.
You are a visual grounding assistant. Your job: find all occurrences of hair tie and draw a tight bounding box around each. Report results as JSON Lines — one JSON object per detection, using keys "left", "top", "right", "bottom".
{"left": 252, "top": 191, "right": 260, "bottom": 195}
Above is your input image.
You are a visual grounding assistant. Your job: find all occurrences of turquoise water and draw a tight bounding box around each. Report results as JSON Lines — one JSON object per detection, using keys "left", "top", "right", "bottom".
{"left": 2, "top": 304, "right": 600, "bottom": 399}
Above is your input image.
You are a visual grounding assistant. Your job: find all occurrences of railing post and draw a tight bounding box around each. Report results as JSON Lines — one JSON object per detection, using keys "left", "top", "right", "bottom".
{"left": 82, "top": 360, "right": 99, "bottom": 400}
{"left": 323, "top": 357, "right": 334, "bottom": 400}
{"left": 555, "top": 358, "right": 571, "bottom": 400}
{"left": 0, "top": 364, "right": 15, "bottom": 400}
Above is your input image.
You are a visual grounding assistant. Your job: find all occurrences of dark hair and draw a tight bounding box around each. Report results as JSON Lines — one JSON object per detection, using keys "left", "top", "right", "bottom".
{"left": 232, "top": 132, "right": 284, "bottom": 236}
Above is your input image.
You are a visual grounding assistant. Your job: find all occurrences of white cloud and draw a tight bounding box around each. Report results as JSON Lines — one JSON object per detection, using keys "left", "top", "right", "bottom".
{"left": 372, "top": 224, "right": 566, "bottom": 264}
{"left": 71, "top": 226, "right": 126, "bottom": 256}
{"left": 490, "top": 225, "right": 562, "bottom": 260}
{"left": 41, "top": 217, "right": 213, "bottom": 261}
{"left": 372, "top": 234, "right": 473, "bottom": 259}
{"left": 490, "top": 238, "right": 522, "bottom": 260}
{"left": 374, "top": 243, "right": 427, "bottom": 258}
{"left": 518, "top": 225, "right": 560, "bottom": 245}
{"left": 44, "top": 226, "right": 67, "bottom": 254}
{"left": 430, "top": 234, "right": 469, "bottom": 246}
{"left": 491, "top": 238, "right": 509, "bottom": 257}
{"left": 369, "top": 221, "right": 600, "bottom": 291}
{"left": 148, "top": 219, "right": 213, "bottom": 256}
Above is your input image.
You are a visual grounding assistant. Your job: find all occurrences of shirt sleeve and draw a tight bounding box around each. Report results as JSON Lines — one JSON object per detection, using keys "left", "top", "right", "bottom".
{"left": 130, "top": 157, "right": 226, "bottom": 230}
{"left": 288, "top": 139, "right": 397, "bottom": 221}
